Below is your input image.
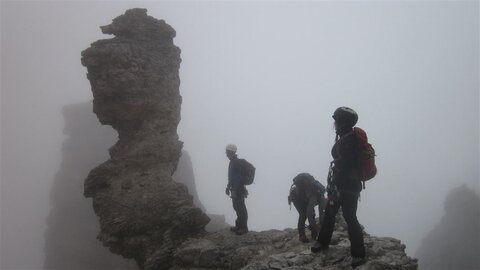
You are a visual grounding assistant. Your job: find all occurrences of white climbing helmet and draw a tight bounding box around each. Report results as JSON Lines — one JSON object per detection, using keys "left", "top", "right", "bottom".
{"left": 226, "top": 144, "right": 237, "bottom": 153}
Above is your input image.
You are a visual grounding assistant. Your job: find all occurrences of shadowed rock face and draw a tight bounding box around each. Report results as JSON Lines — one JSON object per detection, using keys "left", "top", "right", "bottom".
{"left": 81, "top": 8, "right": 209, "bottom": 269}
{"left": 173, "top": 151, "right": 206, "bottom": 212}
{"left": 44, "top": 102, "right": 136, "bottom": 270}
{"left": 416, "top": 185, "right": 480, "bottom": 270}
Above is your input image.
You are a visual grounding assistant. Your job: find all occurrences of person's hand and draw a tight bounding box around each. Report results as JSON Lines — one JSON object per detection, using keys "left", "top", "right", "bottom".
{"left": 225, "top": 187, "right": 230, "bottom": 196}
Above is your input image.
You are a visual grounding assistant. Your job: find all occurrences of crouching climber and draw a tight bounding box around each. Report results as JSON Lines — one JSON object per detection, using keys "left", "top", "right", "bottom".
{"left": 288, "top": 173, "right": 326, "bottom": 243}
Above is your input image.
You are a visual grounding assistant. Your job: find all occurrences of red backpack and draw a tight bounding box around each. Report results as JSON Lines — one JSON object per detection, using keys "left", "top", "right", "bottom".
{"left": 353, "top": 127, "right": 377, "bottom": 187}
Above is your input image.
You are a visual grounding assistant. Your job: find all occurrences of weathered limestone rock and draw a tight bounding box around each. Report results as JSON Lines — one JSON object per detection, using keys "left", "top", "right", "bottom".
{"left": 81, "top": 9, "right": 209, "bottom": 269}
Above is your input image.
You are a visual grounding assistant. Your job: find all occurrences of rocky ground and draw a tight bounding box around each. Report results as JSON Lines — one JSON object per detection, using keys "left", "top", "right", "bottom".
{"left": 172, "top": 214, "right": 417, "bottom": 270}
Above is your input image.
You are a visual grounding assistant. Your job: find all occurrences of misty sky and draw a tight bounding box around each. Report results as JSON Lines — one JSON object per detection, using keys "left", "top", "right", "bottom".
{"left": 1, "top": 1, "right": 479, "bottom": 269}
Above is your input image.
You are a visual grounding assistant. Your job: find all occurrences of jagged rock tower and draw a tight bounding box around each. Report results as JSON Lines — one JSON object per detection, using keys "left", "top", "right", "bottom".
{"left": 81, "top": 8, "right": 209, "bottom": 269}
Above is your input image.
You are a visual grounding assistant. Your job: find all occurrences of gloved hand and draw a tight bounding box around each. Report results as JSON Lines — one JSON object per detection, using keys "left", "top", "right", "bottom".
{"left": 225, "top": 187, "right": 230, "bottom": 196}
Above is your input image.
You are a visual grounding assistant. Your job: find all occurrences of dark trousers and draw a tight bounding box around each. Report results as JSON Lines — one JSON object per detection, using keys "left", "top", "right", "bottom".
{"left": 317, "top": 191, "right": 365, "bottom": 258}
{"left": 293, "top": 199, "right": 316, "bottom": 237}
{"left": 232, "top": 190, "right": 248, "bottom": 229}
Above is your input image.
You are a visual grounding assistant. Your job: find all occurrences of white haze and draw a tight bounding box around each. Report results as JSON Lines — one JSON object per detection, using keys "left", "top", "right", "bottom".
{"left": 1, "top": 1, "right": 478, "bottom": 269}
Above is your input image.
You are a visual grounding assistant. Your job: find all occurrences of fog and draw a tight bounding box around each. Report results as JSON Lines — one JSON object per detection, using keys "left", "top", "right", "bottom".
{"left": 1, "top": 1, "right": 478, "bottom": 269}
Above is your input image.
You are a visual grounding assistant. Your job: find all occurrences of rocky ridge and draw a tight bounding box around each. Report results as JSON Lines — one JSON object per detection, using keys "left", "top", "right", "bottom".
{"left": 172, "top": 214, "right": 417, "bottom": 270}
{"left": 82, "top": 8, "right": 418, "bottom": 270}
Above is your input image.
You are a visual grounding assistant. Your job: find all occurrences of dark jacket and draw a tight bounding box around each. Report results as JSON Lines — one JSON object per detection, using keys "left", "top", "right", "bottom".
{"left": 228, "top": 156, "right": 244, "bottom": 190}
{"left": 332, "top": 127, "right": 362, "bottom": 193}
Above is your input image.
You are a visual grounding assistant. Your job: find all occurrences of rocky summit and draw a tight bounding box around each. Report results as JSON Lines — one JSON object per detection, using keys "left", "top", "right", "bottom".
{"left": 82, "top": 8, "right": 418, "bottom": 270}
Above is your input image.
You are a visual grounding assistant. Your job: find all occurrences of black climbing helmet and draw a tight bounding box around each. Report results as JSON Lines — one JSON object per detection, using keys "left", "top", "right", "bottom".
{"left": 332, "top": 107, "right": 358, "bottom": 127}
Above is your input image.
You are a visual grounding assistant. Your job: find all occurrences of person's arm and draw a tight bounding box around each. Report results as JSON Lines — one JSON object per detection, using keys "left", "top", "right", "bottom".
{"left": 226, "top": 162, "right": 232, "bottom": 195}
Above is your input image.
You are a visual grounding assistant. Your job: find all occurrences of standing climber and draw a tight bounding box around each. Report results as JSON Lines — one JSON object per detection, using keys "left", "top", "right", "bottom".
{"left": 288, "top": 173, "right": 326, "bottom": 243}
{"left": 311, "top": 107, "right": 366, "bottom": 268}
{"left": 225, "top": 144, "right": 249, "bottom": 235}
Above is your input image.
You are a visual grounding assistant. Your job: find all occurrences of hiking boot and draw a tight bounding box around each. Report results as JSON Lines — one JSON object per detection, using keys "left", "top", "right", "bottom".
{"left": 235, "top": 228, "right": 248, "bottom": 235}
{"left": 299, "top": 234, "right": 309, "bottom": 243}
{"left": 310, "top": 242, "right": 328, "bottom": 253}
{"left": 351, "top": 257, "right": 366, "bottom": 268}
{"left": 230, "top": 226, "right": 239, "bottom": 232}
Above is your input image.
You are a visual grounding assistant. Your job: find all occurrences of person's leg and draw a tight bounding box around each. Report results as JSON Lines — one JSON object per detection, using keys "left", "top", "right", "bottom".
{"left": 317, "top": 199, "right": 340, "bottom": 245}
{"left": 318, "top": 196, "right": 327, "bottom": 228}
{"left": 340, "top": 192, "right": 365, "bottom": 259}
{"left": 294, "top": 200, "right": 308, "bottom": 242}
{"left": 237, "top": 197, "right": 248, "bottom": 230}
{"left": 234, "top": 189, "right": 248, "bottom": 234}
{"left": 306, "top": 196, "right": 319, "bottom": 240}
{"left": 232, "top": 194, "right": 241, "bottom": 229}
{"left": 312, "top": 199, "right": 340, "bottom": 252}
